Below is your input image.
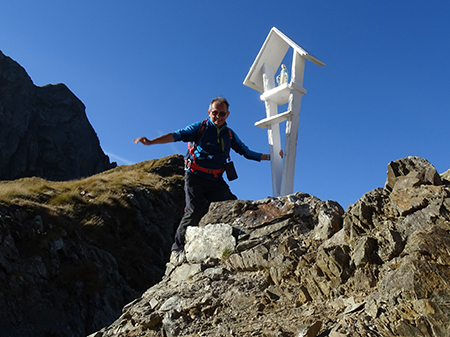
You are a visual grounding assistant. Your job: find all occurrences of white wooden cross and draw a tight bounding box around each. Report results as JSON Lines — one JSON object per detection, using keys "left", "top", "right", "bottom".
{"left": 243, "top": 27, "right": 325, "bottom": 197}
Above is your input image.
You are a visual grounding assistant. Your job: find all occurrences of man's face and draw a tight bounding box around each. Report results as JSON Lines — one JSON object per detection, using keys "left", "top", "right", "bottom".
{"left": 208, "top": 102, "right": 229, "bottom": 127}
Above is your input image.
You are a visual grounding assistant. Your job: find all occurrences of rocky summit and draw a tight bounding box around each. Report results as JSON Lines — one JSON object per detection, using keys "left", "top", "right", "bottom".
{"left": 90, "top": 156, "right": 450, "bottom": 337}
{"left": 0, "top": 51, "right": 115, "bottom": 181}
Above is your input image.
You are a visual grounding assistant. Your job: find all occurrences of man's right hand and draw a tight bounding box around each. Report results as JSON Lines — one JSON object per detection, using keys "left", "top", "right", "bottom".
{"left": 133, "top": 137, "right": 151, "bottom": 145}
{"left": 133, "top": 133, "right": 175, "bottom": 146}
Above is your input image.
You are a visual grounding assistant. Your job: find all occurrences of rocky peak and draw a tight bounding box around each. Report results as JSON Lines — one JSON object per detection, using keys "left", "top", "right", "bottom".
{"left": 91, "top": 156, "right": 450, "bottom": 337}
{"left": 0, "top": 50, "right": 115, "bottom": 181}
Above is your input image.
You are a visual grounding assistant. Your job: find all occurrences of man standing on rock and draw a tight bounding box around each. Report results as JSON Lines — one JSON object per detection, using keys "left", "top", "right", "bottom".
{"left": 134, "top": 97, "right": 270, "bottom": 263}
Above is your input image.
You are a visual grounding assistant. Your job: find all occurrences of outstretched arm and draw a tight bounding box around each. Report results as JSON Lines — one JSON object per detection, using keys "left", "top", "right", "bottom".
{"left": 260, "top": 150, "right": 283, "bottom": 160}
{"left": 133, "top": 133, "right": 175, "bottom": 146}
{"left": 229, "top": 129, "right": 271, "bottom": 162}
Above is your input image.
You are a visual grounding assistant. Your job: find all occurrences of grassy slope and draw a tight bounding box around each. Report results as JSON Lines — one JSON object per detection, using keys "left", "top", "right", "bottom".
{"left": 0, "top": 154, "right": 186, "bottom": 292}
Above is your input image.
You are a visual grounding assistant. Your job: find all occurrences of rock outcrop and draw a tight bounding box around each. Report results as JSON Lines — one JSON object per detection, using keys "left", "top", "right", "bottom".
{"left": 91, "top": 156, "right": 450, "bottom": 337}
{"left": 0, "top": 155, "right": 185, "bottom": 337}
{"left": 0, "top": 50, "right": 115, "bottom": 181}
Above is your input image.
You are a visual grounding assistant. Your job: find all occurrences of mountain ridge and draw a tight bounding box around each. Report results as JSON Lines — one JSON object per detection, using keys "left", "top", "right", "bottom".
{"left": 0, "top": 50, "right": 115, "bottom": 181}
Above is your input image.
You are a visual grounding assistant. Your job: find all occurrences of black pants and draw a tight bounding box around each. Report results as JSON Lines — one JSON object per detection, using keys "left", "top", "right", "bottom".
{"left": 171, "top": 172, "right": 237, "bottom": 251}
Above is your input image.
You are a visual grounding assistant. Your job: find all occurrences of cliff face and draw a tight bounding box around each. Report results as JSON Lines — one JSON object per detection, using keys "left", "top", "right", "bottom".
{"left": 91, "top": 156, "right": 450, "bottom": 337}
{"left": 0, "top": 50, "right": 115, "bottom": 181}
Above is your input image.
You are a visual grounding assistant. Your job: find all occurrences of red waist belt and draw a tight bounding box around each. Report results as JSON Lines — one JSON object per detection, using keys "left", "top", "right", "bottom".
{"left": 186, "top": 161, "right": 224, "bottom": 178}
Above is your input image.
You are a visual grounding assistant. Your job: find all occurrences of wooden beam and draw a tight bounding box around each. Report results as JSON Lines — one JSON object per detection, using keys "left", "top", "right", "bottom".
{"left": 254, "top": 110, "right": 292, "bottom": 129}
{"left": 260, "top": 83, "right": 306, "bottom": 106}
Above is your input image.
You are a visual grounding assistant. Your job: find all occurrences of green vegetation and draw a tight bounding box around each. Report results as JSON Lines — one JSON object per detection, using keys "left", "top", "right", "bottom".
{"left": 221, "top": 249, "right": 234, "bottom": 260}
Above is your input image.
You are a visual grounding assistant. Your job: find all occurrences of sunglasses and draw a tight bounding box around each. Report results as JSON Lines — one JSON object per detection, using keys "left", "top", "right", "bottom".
{"left": 210, "top": 110, "right": 228, "bottom": 117}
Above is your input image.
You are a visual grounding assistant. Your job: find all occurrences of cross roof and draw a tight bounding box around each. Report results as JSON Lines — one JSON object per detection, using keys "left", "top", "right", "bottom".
{"left": 243, "top": 27, "right": 325, "bottom": 93}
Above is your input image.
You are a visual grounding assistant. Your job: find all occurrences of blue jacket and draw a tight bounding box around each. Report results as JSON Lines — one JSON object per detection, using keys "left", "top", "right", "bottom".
{"left": 173, "top": 119, "right": 262, "bottom": 179}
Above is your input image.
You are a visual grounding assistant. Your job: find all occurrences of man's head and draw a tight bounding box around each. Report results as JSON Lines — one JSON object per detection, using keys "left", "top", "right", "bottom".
{"left": 208, "top": 97, "right": 230, "bottom": 127}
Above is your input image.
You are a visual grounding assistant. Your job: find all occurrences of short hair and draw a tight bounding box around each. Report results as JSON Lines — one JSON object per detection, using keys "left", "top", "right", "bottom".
{"left": 209, "top": 97, "right": 229, "bottom": 111}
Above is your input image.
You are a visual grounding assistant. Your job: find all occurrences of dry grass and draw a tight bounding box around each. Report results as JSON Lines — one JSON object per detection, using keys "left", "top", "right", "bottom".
{"left": 0, "top": 155, "right": 185, "bottom": 297}
{"left": 0, "top": 156, "right": 184, "bottom": 212}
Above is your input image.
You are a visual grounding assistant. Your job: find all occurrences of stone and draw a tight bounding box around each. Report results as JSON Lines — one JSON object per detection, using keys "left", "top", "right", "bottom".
{"left": 351, "top": 236, "right": 378, "bottom": 268}
{"left": 184, "top": 223, "right": 236, "bottom": 264}
{"left": 314, "top": 201, "right": 344, "bottom": 240}
{"left": 296, "top": 320, "right": 322, "bottom": 337}
{"left": 169, "top": 263, "right": 203, "bottom": 282}
{"left": 441, "top": 168, "right": 450, "bottom": 184}
{"left": 385, "top": 156, "right": 442, "bottom": 191}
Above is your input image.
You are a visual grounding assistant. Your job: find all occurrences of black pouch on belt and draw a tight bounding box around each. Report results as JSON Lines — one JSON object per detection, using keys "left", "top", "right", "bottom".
{"left": 224, "top": 161, "right": 238, "bottom": 181}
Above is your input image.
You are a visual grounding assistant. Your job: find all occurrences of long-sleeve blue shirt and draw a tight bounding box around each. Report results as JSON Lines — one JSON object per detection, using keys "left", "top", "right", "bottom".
{"left": 173, "top": 119, "right": 262, "bottom": 179}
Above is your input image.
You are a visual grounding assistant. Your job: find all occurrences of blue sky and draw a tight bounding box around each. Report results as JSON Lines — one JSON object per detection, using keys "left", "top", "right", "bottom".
{"left": 1, "top": 1, "right": 449, "bottom": 209}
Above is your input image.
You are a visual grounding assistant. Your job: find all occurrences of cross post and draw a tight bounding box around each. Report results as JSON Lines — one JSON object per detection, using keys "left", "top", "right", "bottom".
{"left": 243, "top": 27, "right": 325, "bottom": 197}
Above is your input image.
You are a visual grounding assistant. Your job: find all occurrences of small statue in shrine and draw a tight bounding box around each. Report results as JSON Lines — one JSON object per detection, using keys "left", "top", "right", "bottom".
{"left": 276, "top": 64, "right": 288, "bottom": 85}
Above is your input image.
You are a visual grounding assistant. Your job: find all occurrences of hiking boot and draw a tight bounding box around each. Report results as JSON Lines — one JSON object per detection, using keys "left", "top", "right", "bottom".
{"left": 169, "top": 249, "right": 185, "bottom": 267}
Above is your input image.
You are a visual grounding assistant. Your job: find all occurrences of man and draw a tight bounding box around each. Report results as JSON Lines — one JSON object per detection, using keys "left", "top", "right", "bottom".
{"left": 134, "top": 97, "right": 270, "bottom": 261}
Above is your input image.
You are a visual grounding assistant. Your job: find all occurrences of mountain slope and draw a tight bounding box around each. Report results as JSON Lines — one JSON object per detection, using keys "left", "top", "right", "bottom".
{"left": 0, "top": 155, "right": 185, "bottom": 337}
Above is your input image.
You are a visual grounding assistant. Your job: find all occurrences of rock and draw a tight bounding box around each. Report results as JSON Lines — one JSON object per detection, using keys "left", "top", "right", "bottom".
{"left": 91, "top": 156, "right": 450, "bottom": 337}
{"left": 0, "top": 50, "right": 115, "bottom": 181}
{"left": 184, "top": 223, "right": 236, "bottom": 264}
{"left": 351, "top": 235, "right": 379, "bottom": 268}
{"left": 169, "top": 263, "right": 203, "bottom": 283}
{"left": 441, "top": 167, "right": 450, "bottom": 184}
{"left": 314, "top": 200, "right": 344, "bottom": 240}
{"left": 297, "top": 320, "right": 322, "bottom": 337}
{"left": 385, "top": 156, "right": 442, "bottom": 191}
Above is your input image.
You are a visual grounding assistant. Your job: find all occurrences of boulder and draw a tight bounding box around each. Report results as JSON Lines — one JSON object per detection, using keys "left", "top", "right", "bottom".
{"left": 385, "top": 156, "right": 442, "bottom": 191}
{"left": 185, "top": 223, "right": 236, "bottom": 265}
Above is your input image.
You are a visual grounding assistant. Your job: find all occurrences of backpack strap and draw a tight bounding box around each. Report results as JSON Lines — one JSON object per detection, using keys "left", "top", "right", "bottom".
{"left": 187, "top": 119, "right": 208, "bottom": 158}
{"left": 227, "top": 128, "right": 233, "bottom": 162}
{"left": 185, "top": 119, "right": 208, "bottom": 171}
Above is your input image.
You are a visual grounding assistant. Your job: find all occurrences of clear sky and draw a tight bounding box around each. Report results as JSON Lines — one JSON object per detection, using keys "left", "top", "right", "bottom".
{"left": 1, "top": 1, "right": 449, "bottom": 209}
